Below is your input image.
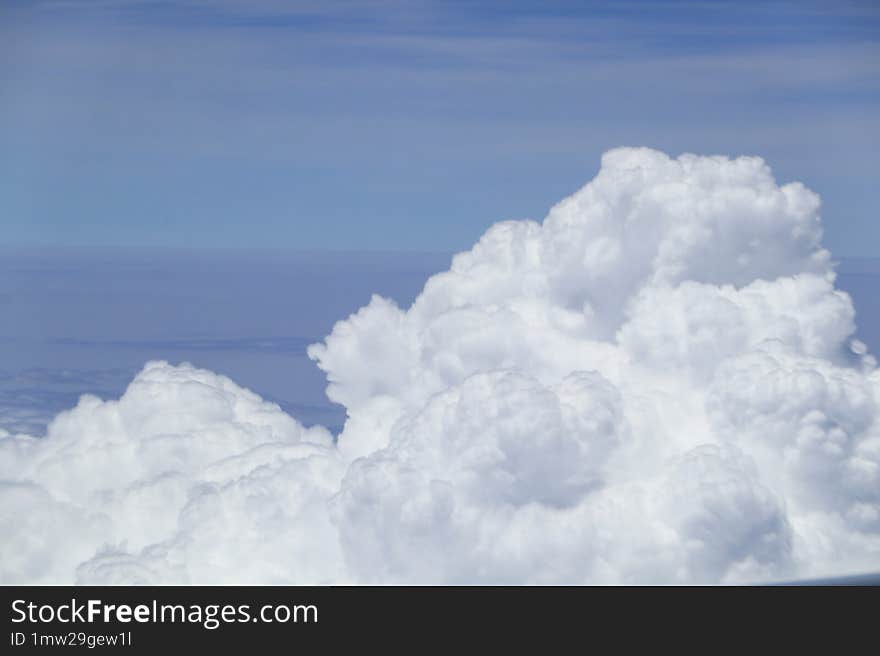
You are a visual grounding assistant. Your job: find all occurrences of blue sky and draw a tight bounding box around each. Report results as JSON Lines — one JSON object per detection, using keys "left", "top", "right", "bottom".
{"left": 1, "top": 0, "right": 878, "bottom": 254}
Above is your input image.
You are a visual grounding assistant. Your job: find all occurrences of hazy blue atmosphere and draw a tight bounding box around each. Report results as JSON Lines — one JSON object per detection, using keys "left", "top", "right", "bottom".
{"left": 1, "top": 0, "right": 879, "bottom": 254}
{"left": 1, "top": 249, "right": 877, "bottom": 438}
{"left": 0, "top": 249, "right": 450, "bottom": 435}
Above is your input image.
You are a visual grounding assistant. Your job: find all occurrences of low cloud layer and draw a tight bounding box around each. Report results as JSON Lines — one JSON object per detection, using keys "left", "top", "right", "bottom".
{"left": 3, "top": 148, "right": 878, "bottom": 584}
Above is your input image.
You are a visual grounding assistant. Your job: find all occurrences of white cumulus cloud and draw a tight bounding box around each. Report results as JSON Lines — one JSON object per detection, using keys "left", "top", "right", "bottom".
{"left": 2, "top": 147, "right": 879, "bottom": 583}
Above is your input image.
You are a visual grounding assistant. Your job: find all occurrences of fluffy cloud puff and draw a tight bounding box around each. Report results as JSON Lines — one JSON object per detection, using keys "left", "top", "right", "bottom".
{"left": 0, "top": 362, "right": 343, "bottom": 584}
{"left": 3, "top": 147, "right": 879, "bottom": 583}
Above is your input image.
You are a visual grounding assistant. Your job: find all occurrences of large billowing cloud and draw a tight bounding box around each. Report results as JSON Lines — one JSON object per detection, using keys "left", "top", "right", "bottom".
{"left": 2, "top": 148, "right": 878, "bottom": 583}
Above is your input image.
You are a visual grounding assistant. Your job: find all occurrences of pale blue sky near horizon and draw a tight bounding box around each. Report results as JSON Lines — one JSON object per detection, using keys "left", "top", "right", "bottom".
{"left": 1, "top": 0, "right": 879, "bottom": 255}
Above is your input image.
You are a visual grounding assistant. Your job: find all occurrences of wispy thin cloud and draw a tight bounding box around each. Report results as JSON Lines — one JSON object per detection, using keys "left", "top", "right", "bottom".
{"left": 1, "top": 1, "right": 878, "bottom": 253}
